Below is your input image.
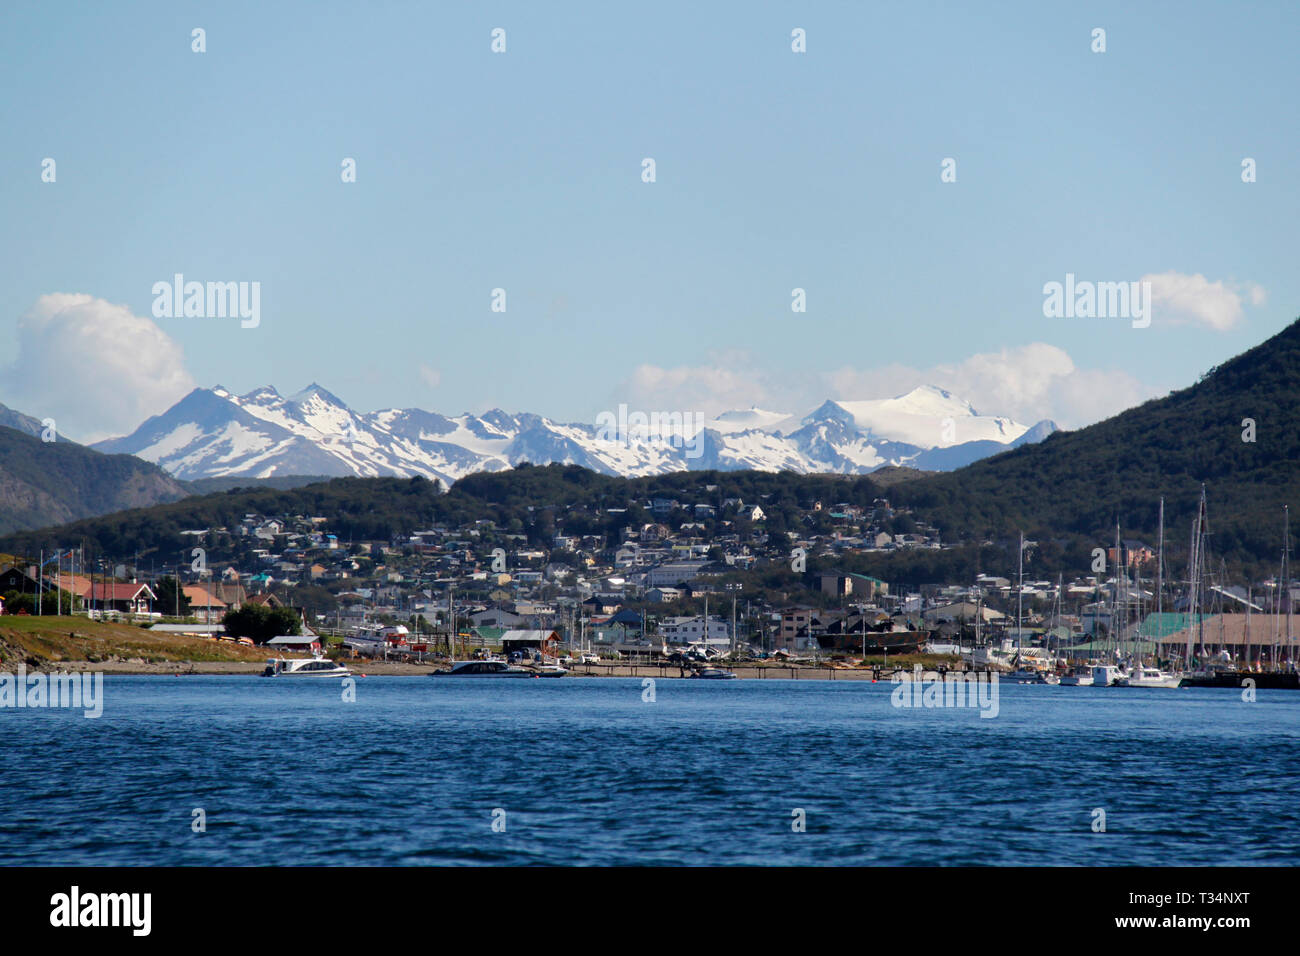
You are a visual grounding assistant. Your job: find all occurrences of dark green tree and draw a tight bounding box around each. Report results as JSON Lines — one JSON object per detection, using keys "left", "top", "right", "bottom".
{"left": 154, "top": 576, "right": 191, "bottom": 617}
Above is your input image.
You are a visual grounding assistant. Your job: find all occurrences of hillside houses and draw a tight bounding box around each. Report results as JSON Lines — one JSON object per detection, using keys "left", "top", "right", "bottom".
{"left": 11, "top": 473, "right": 1238, "bottom": 668}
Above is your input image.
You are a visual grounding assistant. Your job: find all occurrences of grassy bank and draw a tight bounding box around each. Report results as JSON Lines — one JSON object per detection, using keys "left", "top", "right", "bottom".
{"left": 0, "top": 616, "right": 269, "bottom": 667}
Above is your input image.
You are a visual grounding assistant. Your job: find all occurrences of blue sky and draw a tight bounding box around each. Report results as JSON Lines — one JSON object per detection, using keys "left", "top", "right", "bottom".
{"left": 1, "top": 0, "right": 1297, "bottom": 441}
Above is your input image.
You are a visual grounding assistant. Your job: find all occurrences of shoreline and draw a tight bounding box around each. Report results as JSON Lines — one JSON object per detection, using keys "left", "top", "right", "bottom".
{"left": 15, "top": 659, "right": 973, "bottom": 680}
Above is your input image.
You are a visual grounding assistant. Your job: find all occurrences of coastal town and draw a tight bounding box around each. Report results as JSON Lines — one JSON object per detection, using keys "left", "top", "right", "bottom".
{"left": 2, "top": 481, "right": 1295, "bottom": 684}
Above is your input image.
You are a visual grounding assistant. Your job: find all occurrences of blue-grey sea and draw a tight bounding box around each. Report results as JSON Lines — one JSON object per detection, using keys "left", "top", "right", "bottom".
{"left": 2, "top": 676, "right": 1297, "bottom": 865}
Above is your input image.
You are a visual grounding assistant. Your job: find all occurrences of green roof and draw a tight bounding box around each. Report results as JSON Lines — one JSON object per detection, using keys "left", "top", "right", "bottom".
{"left": 1061, "top": 638, "right": 1160, "bottom": 654}
{"left": 1139, "top": 613, "right": 1206, "bottom": 639}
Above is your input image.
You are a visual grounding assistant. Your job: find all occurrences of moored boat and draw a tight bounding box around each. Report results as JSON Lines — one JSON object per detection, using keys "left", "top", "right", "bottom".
{"left": 1058, "top": 667, "right": 1094, "bottom": 686}
{"left": 262, "top": 654, "right": 351, "bottom": 678}
{"left": 1180, "top": 669, "right": 1300, "bottom": 689}
{"left": 1003, "top": 667, "right": 1059, "bottom": 685}
{"left": 432, "top": 660, "right": 534, "bottom": 678}
{"left": 1090, "top": 664, "right": 1126, "bottom": 687}
{"left": 691, "top": 667, "right": 738, "bottom": 679}
{"left": 1114, "top": 665, "right": 1182, "bottom": 689}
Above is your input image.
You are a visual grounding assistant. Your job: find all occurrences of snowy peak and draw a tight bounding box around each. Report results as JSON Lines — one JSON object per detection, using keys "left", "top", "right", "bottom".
{"left": 289, "top": 382, "right": 348, "bottom": 408}
{"left": 802, "top": 400, "right": 859, "bottom": 431}
{"left": 887, "top": 384, "right": 979, "bottom": 418}
{"left": 707, "top": 406, "right": 790, "bottom": 435}
{"left": 824, "top": 385, "right": 1028, "bottom": 448}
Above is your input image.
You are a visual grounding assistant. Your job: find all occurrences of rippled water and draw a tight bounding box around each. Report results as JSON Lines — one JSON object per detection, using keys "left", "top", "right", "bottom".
{"left": 2, "top": 676, "right": 1298, "bottom": 865}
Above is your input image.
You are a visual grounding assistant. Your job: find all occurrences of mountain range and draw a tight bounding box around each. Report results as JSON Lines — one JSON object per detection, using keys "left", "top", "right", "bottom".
{"left": 6, "top": 313, "right": 1300, "bottom": 572}
{"left": 91, "top": 383, "right": 1058, "bottom": 484}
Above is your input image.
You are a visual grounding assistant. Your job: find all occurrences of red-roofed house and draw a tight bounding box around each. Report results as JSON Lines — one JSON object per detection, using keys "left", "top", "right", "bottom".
{"left": 93, "top": 582, "right": 157, "bottom": 614}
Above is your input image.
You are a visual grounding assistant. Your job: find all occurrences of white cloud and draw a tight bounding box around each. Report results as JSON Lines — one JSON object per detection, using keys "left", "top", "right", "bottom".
{"left": 1, "top": 293, "right": 196, "bottom": 442}
{"left": 417, "top": 364, "right": 442, "bottom": 389}
{"left": 614, "top": 343, "right": 1155, "bottom": 431}
{"left": 613, "top": 351, "right": 798, "bottom": 419}
{"left": 1142, "top": 271, "right": 1265, "bottom": 331}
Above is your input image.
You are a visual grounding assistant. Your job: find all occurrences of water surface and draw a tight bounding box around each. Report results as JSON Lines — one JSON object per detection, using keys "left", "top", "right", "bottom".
{"left": 2, "top": 676, "right": 1296, "bottom": 865}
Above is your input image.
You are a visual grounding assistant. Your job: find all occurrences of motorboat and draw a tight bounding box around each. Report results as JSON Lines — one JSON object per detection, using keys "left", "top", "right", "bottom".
{"left": 1090, "top": 664, "right": 1127, "bottom": 687}
{"left": 532, "top": 664, "right": 568, "bottom": 678}
{"left": 1115, "top": 666, "right": 1182, "bottom": 689}
{"left": 691, "top": 667, "right": 738, "bottom": 680}
{"left": 1003, "top": 667, "right": 1059, "bottom": 685}
{"left": 431, "top": 660, "right": 535, "bottom": 678}
{"left": 262, "top": 654, "right": 351, "bottom": 678}
{"left": 1058, "top": 666, "right": 1095, "bottom": 686}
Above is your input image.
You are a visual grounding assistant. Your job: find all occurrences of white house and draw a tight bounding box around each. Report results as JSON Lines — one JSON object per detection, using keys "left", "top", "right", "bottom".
{"left": 659, "top": 615, "right": 730, "bottom": 648}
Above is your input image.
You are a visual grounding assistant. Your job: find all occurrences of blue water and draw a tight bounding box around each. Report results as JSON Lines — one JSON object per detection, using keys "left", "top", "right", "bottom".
{"left": 2, "top": 676, "right": 1298, "bottom": 865}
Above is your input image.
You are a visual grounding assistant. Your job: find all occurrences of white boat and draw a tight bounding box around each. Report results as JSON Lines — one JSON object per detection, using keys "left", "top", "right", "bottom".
{"left": 1003, "top": 667, "right": 1059, "bottom": 685}
{"left": 970, "top": 640, "right": 1018, "bottom": 670}
{"left": 1115, "top": 666, "right": 1182, "bottom": 689}
{"left": 262, "top": 654, "right": 351, "bottom": 678}
{"left": 1090, "top": 664, "right": 1127, "bottom": 687}
{"left": 532, "top": 664, "right": 568, "bottom": 678}
{"left": 342, "top": 623, "right": 409, "bottom": 657}
{"left": 432, "top": 660, "right": 535, "bottom": 678}
{"left": 1059, "top": 667, "right": 1095, "bottom": 686}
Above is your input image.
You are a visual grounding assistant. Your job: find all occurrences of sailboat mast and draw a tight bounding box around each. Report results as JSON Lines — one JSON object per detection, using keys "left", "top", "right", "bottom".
{"left": 1113, "top": 521, "right": 1122, "bottom": 662}
{"left": 1017, "top": 531, "right": 1024, "bottom": 655}
{"left": 1156, "top": 497, "right": 1164, "bottom": 622}
{"left": 1285, "top": 505, "right": 1292, "bottom": 669}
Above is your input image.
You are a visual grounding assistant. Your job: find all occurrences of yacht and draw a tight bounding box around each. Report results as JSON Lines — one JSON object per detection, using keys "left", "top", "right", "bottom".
{"left": 691, "top": 667, "right": 738, "bottom": 680}
{"left": 1000, "top": 532, "right": 1058, "bottom": 685}
{"left": 262, "top": 655, "right": 351, "bottom": 678}
{"left": 432, "top": 660, "right": 535, "bottom": 678}
{"left": 1115, "top": 666, "right": 1182, "bottom": 689}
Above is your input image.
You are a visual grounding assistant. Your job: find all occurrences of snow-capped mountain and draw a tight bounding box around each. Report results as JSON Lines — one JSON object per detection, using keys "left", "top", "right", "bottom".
{"left": 92, "top": 384, "right": 1058, "bottom": 484}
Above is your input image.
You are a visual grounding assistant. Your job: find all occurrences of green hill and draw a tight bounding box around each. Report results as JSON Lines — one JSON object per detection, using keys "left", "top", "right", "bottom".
{"left": 0, "top": 419, "right": 190, "bottom": 535}
{"left": 887, "top": 316, "right": 1300, "bottom": 564}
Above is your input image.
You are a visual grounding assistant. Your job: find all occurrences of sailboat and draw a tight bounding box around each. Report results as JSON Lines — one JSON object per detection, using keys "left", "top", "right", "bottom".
{"left": 1114, "top": 508, "right": 1181, "bottom": 688}
{"left": 1058, "top": 572, "right": 1094, "bottom": 685}
{"left": 1090, "top": 522, "right": 1131, "bottom": 687}
{"left": 1180, "top": 499, "right": 1300, "bottom": 689}
{"left": 1004, "top": 532, "right": 1060, "bottom": 684}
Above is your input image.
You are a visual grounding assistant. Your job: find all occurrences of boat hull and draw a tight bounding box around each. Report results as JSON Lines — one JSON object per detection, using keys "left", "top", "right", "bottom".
{"left": 1115, "top": 676, "right": 1182, "bottom": 689}
{"left": 1179, "top": 671, "right": 1300, "bottom": 690}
